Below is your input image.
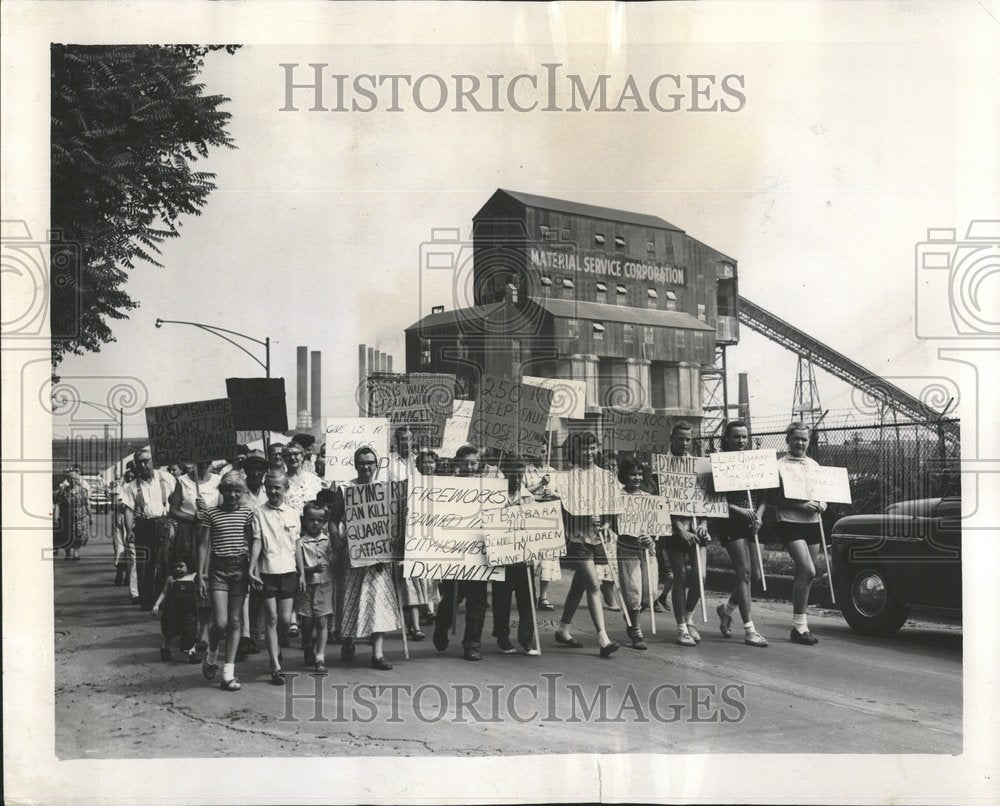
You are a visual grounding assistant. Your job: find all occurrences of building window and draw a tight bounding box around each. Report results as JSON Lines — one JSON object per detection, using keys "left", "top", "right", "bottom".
{"left": 697, "top": 303, "right": 707, "bottom": 321}
{"left": 595, "top": 233, "right": 606, "bottom": 245}
{"left": 643, "top": 326, "right": 654, "bottom": 344}
{"left": 567, "top": 318, "right": 578, "bottom": 337}
{"left": 420, "top": 339, "right": 431, "bottom": 365}
{"left": 560, "top": 228, "right": 571, "bottom": 240}
{"left": 624, "top": 324, "right": 635, "bottom": 343}
{"left": 717, "top": 262, "right": 735, "bottom": 279}
{"left": 539, "top": 225, "right": 550, "bottom": 239}
{"left": 562, "top": 277, "right": 575, "bottom": 289}
{"left": 540, "top": 275, "right": 552, "bottom": 287}
{"left": 595, "top": 281, "right": 607, "bottom": 304}
{"left": 561, "top": 277, "right": 574, "bottom": 298}
{"left": 544, "top": 227, "right": 558, "bottom": 241}
{"left": 665, "top": 290, "right": 678, "bottom": 311}
{"left": 647, "top": 288, "right": 658, "bottom": 309}
{"left": 593, "top": 322, "right": 605, "bottom": 341}
{"left": 616, "top": 285, "right": 627, "bottom": 303}
{"left": 676, "top": 330, "right": 687, "bottom": 351}
{"left": 646, "top": 240, "right": 656, "bottom": 255}
{"left": 614, "top": 235, "right": 626, "bottom": 248}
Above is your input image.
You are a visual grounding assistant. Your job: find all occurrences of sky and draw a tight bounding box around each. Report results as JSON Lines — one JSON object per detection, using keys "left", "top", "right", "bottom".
{"left": 50, "top": 11, "right": 999, "bottom": 442}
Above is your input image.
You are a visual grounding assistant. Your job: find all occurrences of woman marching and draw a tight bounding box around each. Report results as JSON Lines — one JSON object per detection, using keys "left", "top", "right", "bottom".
{"left": 553, "top": 431, "right": 620, "bottom": 658}
{"left": 615, "top": 457, "right": 657, "bottom": 650}
{"left": 54, "top": 466, "right": 92, "bottom": 560}
{"left": 765, "top": 422, "right": 827, "bottom": 646}
{"left": 713, "top": 422, "right": 768, "bottom": 647}
{"left": 333, "top": 446, "right": 402, "bottom": 670}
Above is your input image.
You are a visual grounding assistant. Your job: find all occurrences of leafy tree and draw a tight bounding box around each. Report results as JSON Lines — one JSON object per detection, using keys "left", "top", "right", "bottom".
{"left": 50, "top": 44, "right": 239, "bottom": 365}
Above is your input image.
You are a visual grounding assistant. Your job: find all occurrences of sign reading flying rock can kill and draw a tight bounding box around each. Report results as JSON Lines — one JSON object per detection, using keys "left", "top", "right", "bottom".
{"left": 342, "top": 480, "right": 407, "bottom": 567}
{"left": 470, "top": 375, "right": 553, "bottom": 458}
{"left": 145, "top": 398, "right": 238, "bottom": 467}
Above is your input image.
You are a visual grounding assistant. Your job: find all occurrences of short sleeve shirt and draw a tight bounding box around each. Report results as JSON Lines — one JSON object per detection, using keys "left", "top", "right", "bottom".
{"left": 254, "top": 503, "right": 300, "bottom": 574}
{"left": 200, "top": 505, "right": 254, "bottom": 557}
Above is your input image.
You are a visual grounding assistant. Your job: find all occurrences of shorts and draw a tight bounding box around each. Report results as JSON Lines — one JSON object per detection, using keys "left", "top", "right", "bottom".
{"left": 207, "top": 554, "right": 250, "bottom": 595}
{"left": 261, "top": 571, "right": 298, "bottom": 600}
{"left": 664, "top": 533, "right": 700, "bottom": 553}
{"left": 295, "top": 581, "right": 334, "bottom": 618}
{"left": 774, "top": 521, "right": 822, "bottom": 547}
{"left": 566, "top": 539, "right": 608, "bottom": 566}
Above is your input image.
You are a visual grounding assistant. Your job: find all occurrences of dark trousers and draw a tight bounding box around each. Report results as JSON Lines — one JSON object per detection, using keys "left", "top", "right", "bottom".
{"left": 434, "top": 580, "right": 488, "bottom": 651}
{"left": 492, "top": 565, "right": 536, "bottom": 647}
{"left": 134, "top": 517, "right": 168, "bottom": 608}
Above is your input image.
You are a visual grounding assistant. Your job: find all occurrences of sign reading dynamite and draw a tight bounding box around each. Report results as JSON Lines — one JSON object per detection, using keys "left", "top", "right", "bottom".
{"left": 480, "top": 501, "right": 566, "bottom": 566}
{"left": 225, "top": 377, "right": 288, "bottom": 432}
{"left": 342, "top": 480, "right": 407, "bottom": 567}
{"left": 651, "top": 454, "right": 729, "bottom": 518}
{"left": 710, "top": 449, "right": 780, "bottom": 492}
{"left": 602, "top": 409, "right": 673, "bottom": 454}
{"left": 145, "top": 398, "right": 237, "bottom": 467}
{"left": 469, "top": 375, "right": 553, "bottom": 458}
{"left": 779, "top": 462, "right": 853, "bottom": 504}
{"left": 325, "top": 417, "right": 390, "bottom": 479}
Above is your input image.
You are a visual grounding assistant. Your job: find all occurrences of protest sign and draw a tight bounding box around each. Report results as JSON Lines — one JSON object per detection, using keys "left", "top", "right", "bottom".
{"left": 469, "top": 374, "right": 553, "bottom": 458}
{"left": 342, "top": 480, "right": 407, "bottom": 567}
{"left": 651, "top": 454, "right": 729, "bottom": 518}
{"left": 325, "top": 417, "right": 390, "bottom": 479}
{"left": 550, "top": 468, "right": 624, "bottom": 516}
{"left": 145, "top": 398, "right": 237, "bottom": 467}
{"left": 403, "top": 477, "right": 508, "bottom": 581}
{"left": 616, "top": 494, "right": 673, "bottom": 537}
{"left": 521, "top": 376, "right": 587, "bottom": 421}
{"left": 367, "top": 373, "right": 454, "bottom": 446}
{"left": 480, "top": 500, "right": 566, "bottom": 566}
{"left": 438, "top": 399, "right": 475, "bottom": 458}
{"left": 779, "top": 462, "right": 853, "bottom": 504}
{"left": 225, "top": 377, "right": 288, "bottom": 432}
{"left": 601, "top": 409, "right": 673, "bottom": 454}
{"left": 710, "top": 449, "right": 780, "bottom": 492}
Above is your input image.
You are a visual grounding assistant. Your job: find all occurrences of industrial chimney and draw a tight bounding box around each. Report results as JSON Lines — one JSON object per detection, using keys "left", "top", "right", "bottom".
{"left": 310, "top": 350, "right": 322, "bottom": 425}
{"left": 296, "top": 346, "right": 310, "bottom": 428}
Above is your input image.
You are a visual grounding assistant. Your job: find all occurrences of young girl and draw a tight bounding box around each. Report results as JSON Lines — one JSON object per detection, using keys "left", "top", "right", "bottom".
{"left": 615, "top": 458, "right": 656, "bottom": 650}
{"left": 334, "top": 447, "right": 402, "bottom": 670}
{"left": 524, "top": 460, "right": 561, "bottom": 612}
{"left": 151, "top": 558, "right": 200, "bottom": 663}
{"left": 714, "top": 421, "right": 768, "bottom": 647}
{"left": 553, "top": 432, "right": 620, "bottom": 658}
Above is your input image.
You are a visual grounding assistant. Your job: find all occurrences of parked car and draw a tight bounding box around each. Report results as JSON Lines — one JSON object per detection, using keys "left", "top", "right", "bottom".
{"left": 83, "top": 475, "right": 113, "bottom": 513}
{"left": 830, "top": 496, "right": 961, "bottom": 635}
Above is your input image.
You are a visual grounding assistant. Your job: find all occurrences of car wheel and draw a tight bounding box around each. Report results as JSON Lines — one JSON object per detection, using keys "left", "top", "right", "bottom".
{"left": 838, "top": 564, "right": 909, "bottom": 636}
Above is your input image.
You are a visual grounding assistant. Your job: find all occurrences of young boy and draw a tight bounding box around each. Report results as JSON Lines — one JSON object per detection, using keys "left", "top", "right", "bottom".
{"left": 249, "top": 470, "right": 300, "bottom": 685}
{"left": 294, "top": 500, "right": 335, "bottom": 672}
{"left": 196, "top": 471, "right": 258, "bottom": 691}
{"left": 151, "top": 558, "right": 200, "bottom": 663}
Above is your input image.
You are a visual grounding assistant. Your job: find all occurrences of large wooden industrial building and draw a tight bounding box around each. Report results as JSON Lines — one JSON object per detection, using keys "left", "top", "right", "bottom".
{"left": 405, "top": 189, "right": 739, "bottom": 433}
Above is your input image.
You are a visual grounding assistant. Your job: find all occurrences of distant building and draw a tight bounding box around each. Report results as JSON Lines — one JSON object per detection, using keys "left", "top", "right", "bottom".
{"left": 406, "top": 189, "right": 739, "bottom": 430}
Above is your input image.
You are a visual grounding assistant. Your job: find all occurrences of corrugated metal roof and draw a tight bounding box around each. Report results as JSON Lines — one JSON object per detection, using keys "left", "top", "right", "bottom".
{"left": 405, "top": 302, "right": 507, "bottom": 332}
{"left": 535, "top": 297, "right": 716, "bottom": 331}
{"left": 481, "top": 189, "right": 684, "bottom": 232}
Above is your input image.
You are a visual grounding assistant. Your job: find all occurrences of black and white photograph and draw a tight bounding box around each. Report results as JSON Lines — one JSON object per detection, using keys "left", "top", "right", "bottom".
{"left": 2, "top": 1, "right": 998, "bottom": 803}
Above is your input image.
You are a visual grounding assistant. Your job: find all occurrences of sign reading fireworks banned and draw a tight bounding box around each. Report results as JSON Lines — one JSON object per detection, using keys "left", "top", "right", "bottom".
{"left": 145, "top": 398, "right": 237, "bottom": 467}
{"left": 652, "top": 454, "right": 729, "bottom": 517}
{"left": 710, "top": 449, "right": 780, "bottom": 492}
{"left": 342, "top": 480, "right": 408, "bottom": 567}
{"left": 403, "top": 477, "right": 508, "bottom": 581}
{"left": 469, "top": 375, "right": 553, "bottom": 458}
{"left": 325, "top": 417, "right": 390, "bottom": 479}
{"left": 480, "top": 501, "right": 566, "bottom": 566}
{"left": 602, "top": 409, "right": 673, "bottom": 454}
{"left": 779, "top": 462, "right": 853, "bottom": 504}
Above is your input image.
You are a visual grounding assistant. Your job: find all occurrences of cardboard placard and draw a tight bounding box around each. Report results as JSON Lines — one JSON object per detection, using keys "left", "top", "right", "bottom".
{"left": 324, "top": 417, "right": 390, "bottom": 479}
{"left": 438, "top": 399, "right": 476, "bottom": 459}
{"left": 225, "top": 377, "right": 288, "bottom": 432}
{"left": 403, "top": 477, "right": 508, "bottom": 580}
{"left": 342, "top": 480, "right": 407, "bottom": 567}
{"left": 145, "top": 398, "right": 237, "bottom": 467}
{"left": 481, "top": 500, "right": 566, "bottom": 565}
{"left": 469, "top": 374, "right": 553, "bottom": 458}
{"left": 521, "top": 376, "right": 588, "bottom": 420}
{"left": 779, "top": 462, "right": 853, "bottom": 504}
{"left": 651, "top": 454, "right": 730, "bottom": 518}
{"left": 617, "top": 494, "right": 673, "bottom": 536}
{"left": 710, "top": 449, "right": 780, "bottom": 492}
{"left": 368, "top": 373, "right": 454, "bottom": 446}
{"left": 601, "top": 409, "right": 673, "bottom": 454}
{"left": 550, "top": 468, "right": 624, "bottom": 516}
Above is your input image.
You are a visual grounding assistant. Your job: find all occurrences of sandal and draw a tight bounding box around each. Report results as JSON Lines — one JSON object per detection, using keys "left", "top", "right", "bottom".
{"left": 407, "top": 627, "right": 426, "bottom": 641}
{"left": 537, "top": 598, "right": 555, "bottom": 611}
{"left": 554, "top": 633, "right": 583, "bottom": 649}
{"left": 220, "top": 677, "right": 242, "bottom": 692}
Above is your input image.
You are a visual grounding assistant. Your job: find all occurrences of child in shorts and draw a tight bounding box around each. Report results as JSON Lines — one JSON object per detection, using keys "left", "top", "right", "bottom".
{"left": 295, "top": 501, "right": 334, "bottom": 672}
{"left": 151, "top": 558, "right": 200, "bottom": 663}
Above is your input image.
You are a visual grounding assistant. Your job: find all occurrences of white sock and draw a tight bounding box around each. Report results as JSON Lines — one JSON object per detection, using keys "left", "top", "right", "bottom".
{"left": 743, "top": 620, "right": 755, "bottom": 633}
{"left": 596, "top": 629, "right": 610, "bottom": 647}
{"left": 557, "top": 622, "right": 573, "bottom": 636}
{"left": 222, "top": 662, "right": 235, "bottom": 681}
{"left": 792, "top": 614, "right": 808, "bottom": 633}
{"left": 314, "top": 654, "right": 324, "bottom": 664}
{"left": 685, "top": 612, "right": 697, "bottom": 625}
{"left": 206, "top": 647, "right": 219, "bottom": 666}
{"left": 677, "top": 621, "right": 690, "bottom": 633}
{"left": 724, "top": 601, "right": 738, "bottom": 615}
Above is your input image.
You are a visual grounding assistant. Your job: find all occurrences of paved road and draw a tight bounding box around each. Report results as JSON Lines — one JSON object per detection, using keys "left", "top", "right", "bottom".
{"left": 55, "top": 533, "right": 962, "bottom": 758}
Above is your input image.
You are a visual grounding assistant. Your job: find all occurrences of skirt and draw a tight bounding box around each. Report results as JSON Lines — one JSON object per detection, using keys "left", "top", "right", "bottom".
{"left": 402, "top": 577, "right": 430, "bottom": 608}
{"left": 339, "top": 564, "right": 402, "bottom": 638}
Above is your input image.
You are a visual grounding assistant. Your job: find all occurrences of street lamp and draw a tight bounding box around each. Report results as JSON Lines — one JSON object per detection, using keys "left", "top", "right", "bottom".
{"left": 154, "top": 318, "right": 270, "bottom": 378}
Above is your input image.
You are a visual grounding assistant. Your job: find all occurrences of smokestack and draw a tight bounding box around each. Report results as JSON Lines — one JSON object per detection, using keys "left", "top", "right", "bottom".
{"left": 738, "top": 372, "right": 751, "bottom": 432}
{"left": 358, "top": 344, "right": 367, "bottom": 415}
{"left": 386, "top": 354, "right": 393, "bottom": 373}
{"left": 296, "top": 346, "right": 309, "bottom": 427}
{"left": 310, "top": 350, "right": 322, "bottom": 425}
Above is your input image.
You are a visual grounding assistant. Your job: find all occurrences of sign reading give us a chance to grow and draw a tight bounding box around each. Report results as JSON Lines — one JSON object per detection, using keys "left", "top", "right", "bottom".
{"left": 325, "top": 417, "right": 390, "bottom": 479}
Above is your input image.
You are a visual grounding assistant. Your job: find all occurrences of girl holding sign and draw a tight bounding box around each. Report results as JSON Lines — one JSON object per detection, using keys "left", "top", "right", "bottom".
{"left": 553, "top": 432, "right": 620, "bottom": 659}
{"left": 615, "top": 458, "right": 657, "bottom": 650}
{"left": 713, "top": 422, "right": 769, "bottom": 648}
{"left": 766, "top": 422, "right": 826, "bottom": 645}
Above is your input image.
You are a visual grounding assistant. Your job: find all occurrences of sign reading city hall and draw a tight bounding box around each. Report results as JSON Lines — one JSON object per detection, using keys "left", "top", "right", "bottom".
{"left": 529, "top": 248, "right": 686, "bottom": 286}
